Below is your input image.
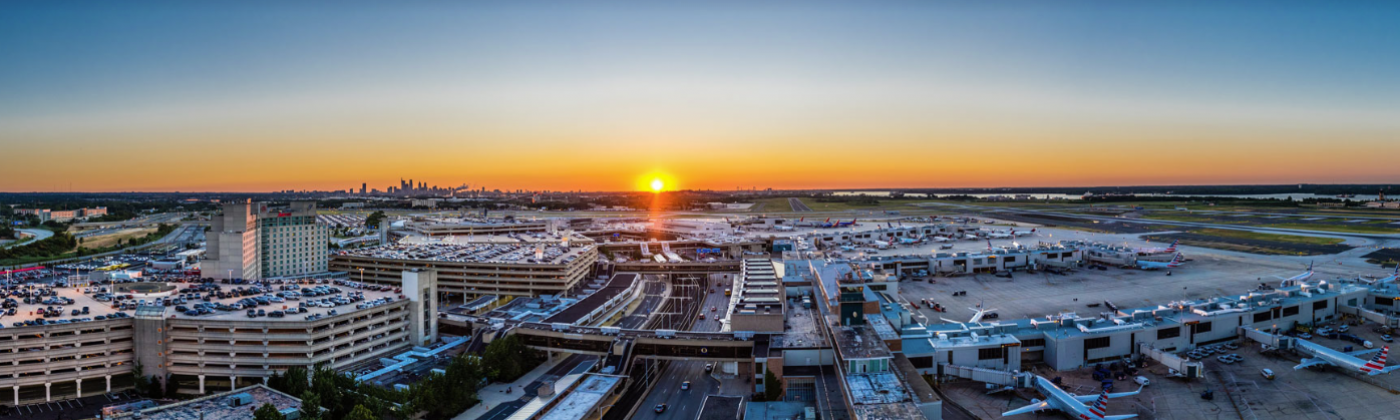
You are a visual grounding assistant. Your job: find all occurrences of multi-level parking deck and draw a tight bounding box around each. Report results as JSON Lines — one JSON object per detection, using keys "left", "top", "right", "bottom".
{"left": 0, "top": 271, "right": 439, "bottom": 404}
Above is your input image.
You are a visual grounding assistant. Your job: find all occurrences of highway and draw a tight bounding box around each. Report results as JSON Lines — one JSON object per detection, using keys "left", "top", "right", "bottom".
{"left": 789, "top": 198, "right": 813, "bottom": 212}
{"left": 636, "top": 275, "right": 734, "bottom": 420}
{"left": 616, "top": 277, "right": 667, "bottom": 329}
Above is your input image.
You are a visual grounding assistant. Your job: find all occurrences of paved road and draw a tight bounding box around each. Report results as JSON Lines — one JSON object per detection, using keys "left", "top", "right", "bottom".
{"left": 638, "top": 276, "right": 734, "bottom": 420}
{"left": 617, "top": 278, "right": 667, "bottom": 329}
{"left": 789, "top": 198, "right": 813, "bottom": 212}
{"left": 1, "top": 228, "right": 53, "bottom": 249}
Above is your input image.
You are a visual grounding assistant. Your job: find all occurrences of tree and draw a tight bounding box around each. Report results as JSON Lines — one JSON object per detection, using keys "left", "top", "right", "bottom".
{"left": 344, "top": 405, "right": 376, "bottom": 420}
{"left": 298, "top": 391, "right": 325, "bottom": 420}
{"left": 132, "top": 362, "right": 152, "bottom": 397}
{"left": 365, "top": 211, "right": 387, "bottom": 230}
{"left": 253, "top": 403, "right": 286, "bottom": 420}
{"left": 764, "top": 369, "right": 782, "bottom": 401}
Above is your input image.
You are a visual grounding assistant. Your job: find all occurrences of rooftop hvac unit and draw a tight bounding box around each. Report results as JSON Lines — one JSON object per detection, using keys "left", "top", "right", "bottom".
{"left": 281, "top": 408, "right": 303, "bottom": 420}
{"left": 227, "top": 393, "right": 254, "bottom": 407}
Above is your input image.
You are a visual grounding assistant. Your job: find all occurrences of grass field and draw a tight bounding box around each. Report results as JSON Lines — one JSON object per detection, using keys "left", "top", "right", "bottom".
{"left": 79, "top": 227, "right": 157, "bottom": 249}
{"left": 1191, "top": 228, "right": 1345, "bottom": 246}
{"left": 749, "top": 197, "right": 793, "bottom": 212}
{"left": 1262, "top": 223, "right": 1400, "bottom": 234}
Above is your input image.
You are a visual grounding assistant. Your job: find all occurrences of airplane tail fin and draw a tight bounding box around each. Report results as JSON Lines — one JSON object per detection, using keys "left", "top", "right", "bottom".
{"left": 1166, "top": 239, "right": 1178, "bottom": 251}
{"left": 1373, "top": 346, "right": 1389, "bottom": 365}
{"left": 1090, "top": 391, "right": 1110, "bottom": 418}
{"left": 1307, "top": 260, "right": 1314, "bottom": 272}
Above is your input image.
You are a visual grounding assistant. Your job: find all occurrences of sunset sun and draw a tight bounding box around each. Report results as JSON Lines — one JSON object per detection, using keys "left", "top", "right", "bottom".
{"left": 650, "top": 178, "right": 665, "bottom": 192}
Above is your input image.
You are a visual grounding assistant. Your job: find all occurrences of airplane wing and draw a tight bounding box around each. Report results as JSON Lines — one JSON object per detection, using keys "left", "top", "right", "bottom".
{"left": 1294, "top": 358, "right": 1331, "bottom": 370}
{"left": 1001, "top": 400, "right": 1053, "bottom": 417}
{"left": 1072, "top": 386, "right": 1141, "bottom": 402}
{"left": 1378, "top": 365, "right": 1400, "bottom": 374}
{"left": 1347, "top": 349, "right": 1383, "bottom": 357}
{"left": 1104, "top": 386, "right": 1144, "bottom": 399}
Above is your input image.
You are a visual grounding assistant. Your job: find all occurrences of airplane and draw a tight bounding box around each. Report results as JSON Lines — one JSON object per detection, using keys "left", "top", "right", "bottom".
{"left": 1294, "top": 342, "right": 1400, "bottom": 375}
{"left": 1375, "top": 264, "right": 1400, "bottom": 283}
{"left": 987, "top": 230, "right": 1013, "bottom": 239}
{"left": 1135, "top": 253, "right": 1184, "bottom": 270}
{"left": 931, "top": 236, "right": 952, "bottom": 243}
{"left": 839, "top": 245, "right": 858, "bottom": 252}
{"left": 963, "top": 233, "right": 981, "bottom": 240}
{"left": 1135, "top": 239, "right": 1179, "bottom": 255}
{"left": 898, "top": 237, "right": 921, "bottom": 245}
{"left": 1014, "top": 228, "right": 1036, "bottom": 237}
{"left": 941, "top": 304, "right": 998, "bottom": 324}
{"left": 1277, "top": 261, "right": 1315, "bottom": 283}
{"left": 1002, "top": 375, "right": 1141, "bottom": 419}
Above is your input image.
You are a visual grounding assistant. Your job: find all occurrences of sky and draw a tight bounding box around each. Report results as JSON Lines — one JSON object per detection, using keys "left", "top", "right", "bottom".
{"left": 2, "top": 1, "right": 1398, "bottom": 193}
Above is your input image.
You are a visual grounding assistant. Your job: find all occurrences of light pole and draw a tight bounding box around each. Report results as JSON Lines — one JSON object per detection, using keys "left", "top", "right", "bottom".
{"left": 359, "top": 268, "right": 365, "bottom": 284}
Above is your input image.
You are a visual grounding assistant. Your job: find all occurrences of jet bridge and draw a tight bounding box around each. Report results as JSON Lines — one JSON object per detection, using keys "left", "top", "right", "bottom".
{"left": 1241, "top": 327, "right": 1295, "bottom": 351}
{"left": 1138, "top": 343, "right": 1204, "bottom": 379}
{"left": 938, "top": 364, "right": 1033, "bottom": 388}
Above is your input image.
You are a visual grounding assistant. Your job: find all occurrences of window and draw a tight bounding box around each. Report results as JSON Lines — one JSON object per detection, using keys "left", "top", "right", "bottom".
{"left": 1375, "top": 297, "right": 1393, "bottom": 306}
{"left": 1194, "top": 322, "right": 1213, "bottom": 333}
{"left": 1157, "top": 327, "right": 1181, "bottom": 340}
{"left": 1021, "top": 338, "right": 1046, "bottom": 347}
{"left": 1282, "top": 306, "right": 1299, "bottom": 317}
{"left": 978, "top": 347, "right": 1004, "bottom": 360}
{"left": 1085, "top": 337, "right": 1111, "bottom": 349}
{"left": 1314, "top": 300, "right": 1329, "bottom": 310}
{"left": 1253, "top": 312, "right": 1273, "bottom": 323}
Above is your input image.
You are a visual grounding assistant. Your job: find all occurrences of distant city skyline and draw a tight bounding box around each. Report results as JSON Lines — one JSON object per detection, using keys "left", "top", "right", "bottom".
{"left": 2, "top": 1, "right": 1398, "bottom": 192}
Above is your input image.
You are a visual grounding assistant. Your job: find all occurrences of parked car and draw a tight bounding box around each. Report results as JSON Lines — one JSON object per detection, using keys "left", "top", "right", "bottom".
{"left": 1134, "top": 376, "right": 1150, "bottom": 386}
{"left": 1261, "top": 369, "right": 1275, "bottom": 380}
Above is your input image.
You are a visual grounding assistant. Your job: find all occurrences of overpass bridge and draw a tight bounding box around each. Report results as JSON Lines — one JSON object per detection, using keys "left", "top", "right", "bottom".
{"left": 612, "top": 261, "right": 742, "bottom": 274}
{"left": 449, "top": 316, "right": 764, "bottom": 363}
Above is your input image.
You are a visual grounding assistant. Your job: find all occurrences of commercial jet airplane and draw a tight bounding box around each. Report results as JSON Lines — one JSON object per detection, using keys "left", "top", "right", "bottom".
{"left": 1135, "top": 254, "right": 1184, "bottom": 270}
{"left": 1277, "top": 261, "right": 1315, "bottom": 283}
{"left": 1295, "top": 342, "right": 1399, "bottom": 375}
{"left": 818, "top": 218, "right": 858, "bottom": 228}
{"left": 941, "top": 305, "right": 998, "bottom": 324}
{"left": 1002, "top": 375, "right": 1141, "bottom": 419}
{"left": 1135, "top": 240, "right": 1179, "bottom": 255}
{"left": 1375, "top": 265, "right": 1400, "bottom": 283}
{"left": 987, "top": 230, "right": 1014, "bottom": 239}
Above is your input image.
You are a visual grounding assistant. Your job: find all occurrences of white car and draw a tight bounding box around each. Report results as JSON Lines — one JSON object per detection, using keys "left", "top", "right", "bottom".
{"left": 1133, "top": 376, "right": 1150, "bottom": 386}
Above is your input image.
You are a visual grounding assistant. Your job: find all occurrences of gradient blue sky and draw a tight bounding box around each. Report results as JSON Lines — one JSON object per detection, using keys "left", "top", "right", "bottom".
{"left": 2, "top": 1, "right": 1398, "bottom": 192}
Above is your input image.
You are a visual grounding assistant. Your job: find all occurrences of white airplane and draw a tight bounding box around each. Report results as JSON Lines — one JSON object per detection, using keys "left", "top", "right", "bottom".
{"left": 963, "top": 233, "right": 981, "bottom": 240}
{"left": 931, "top": 236, "right": 952, "bottom": 243}
{"left": 1002, "top": 375, "right": 1140, "bottom": 419}
{"left": 1013, "top": 228, "right": 1036, "bottom": 237}
{"left": 1375, "top": 264, "right": 1400, "bottom": 283}
{"left": 1134, "top": 239, "right": 1178, "bottom": 255}
{"left": 1277, "top": 261, "right": 1315, "bottom": 283}
{"left": 1294, "top": 342, "right": 1399, "bottom": 375}
{"left": 1135, "top": 253, "right": 1184, "bottom": 270}
{"left": 941, "top": 305, "right": 998, "bottom": 324}
{"left": 987, "top": 230, "right": 1014, "bottom": 239}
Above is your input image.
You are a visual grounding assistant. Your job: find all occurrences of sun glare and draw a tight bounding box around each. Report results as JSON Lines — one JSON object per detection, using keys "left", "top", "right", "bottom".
{"left": 650, "top": 178, "right": 665, "bottom": 192}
